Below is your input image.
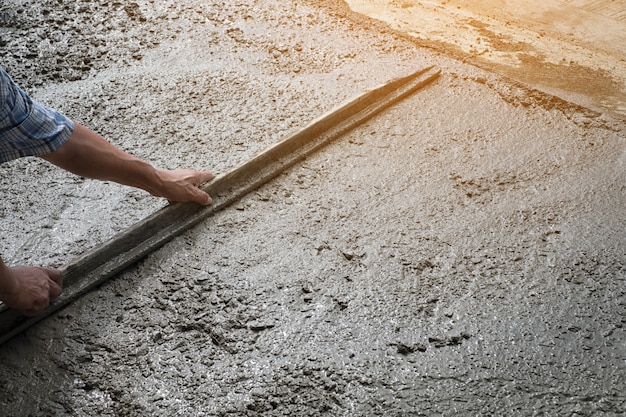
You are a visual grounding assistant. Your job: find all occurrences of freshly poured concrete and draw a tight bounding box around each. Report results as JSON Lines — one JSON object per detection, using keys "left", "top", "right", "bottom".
{"left": 0, "top": 0, "right": 625, "bottom": 415}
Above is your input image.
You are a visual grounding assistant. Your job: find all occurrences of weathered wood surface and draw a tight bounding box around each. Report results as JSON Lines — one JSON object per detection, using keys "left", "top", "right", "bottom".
{"left": 0, "top": 66, "right": 440, "bottom": 345}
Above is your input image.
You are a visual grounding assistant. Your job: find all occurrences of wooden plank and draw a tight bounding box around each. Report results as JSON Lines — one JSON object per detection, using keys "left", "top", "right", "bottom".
{"left": 0, "top": 66, "right": 440, "bottom": 345}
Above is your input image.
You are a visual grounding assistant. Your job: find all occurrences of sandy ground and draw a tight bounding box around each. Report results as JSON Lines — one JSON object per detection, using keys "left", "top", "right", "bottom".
{"left": 0, "top": 0, "right": 625, "bottom": 415}
{"left": 347, "top": 0, "right": 626, "bottom": 120}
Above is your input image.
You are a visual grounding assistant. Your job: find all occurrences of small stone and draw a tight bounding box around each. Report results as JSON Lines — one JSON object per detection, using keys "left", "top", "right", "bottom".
{"left": 248, "top": 321, "right": 275, "bottom": 332}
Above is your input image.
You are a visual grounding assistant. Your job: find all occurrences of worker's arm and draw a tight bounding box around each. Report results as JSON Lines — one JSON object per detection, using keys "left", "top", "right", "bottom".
{"left": 40, "top": 122, "right": 215, "bottom": 205}
{"left": 0, "top": 123, "right": 215, "bottom": 315}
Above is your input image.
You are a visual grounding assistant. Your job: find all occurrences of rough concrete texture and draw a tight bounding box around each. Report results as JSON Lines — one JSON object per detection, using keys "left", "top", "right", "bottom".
{"left": 0, "top": 0, "right": 625, "bottom": 416}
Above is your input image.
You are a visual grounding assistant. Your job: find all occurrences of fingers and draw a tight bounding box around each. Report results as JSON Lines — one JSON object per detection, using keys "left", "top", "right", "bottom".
{"left": 160, "top": 169, "right": 215, "bottom": 205}
{"left": 40, "top": 267, "right": 63, "bottom": 300}
{"left": 47, "top": 277, "right": 62, "bottom": 300}
{"left": 193, "top": 171, "right": 215, "bottom": 185}
{"left": 185, "top": 182, "right": 212, "bottom": 205}
{"left": 193, "top": 190, "right": 213, "bottom": 206}
{"left": 179, "top": 169, "right": 214, "bottom": 187}
{"left": 152, "top": 168, "right": 215, "bottom": 205}
{"left": 44, "top": 267, "right": 63, "bottom": 287}
{"left": 187, "top": 170, "right": 214, "bottom": 205}
{"left": 14, "top": 267, "right": 63, "bottom": 316}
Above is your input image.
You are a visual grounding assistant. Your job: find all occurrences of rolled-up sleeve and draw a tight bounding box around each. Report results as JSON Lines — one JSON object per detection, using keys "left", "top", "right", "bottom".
{"left": 0, "top": 67, "right": 74, "bottom": 163}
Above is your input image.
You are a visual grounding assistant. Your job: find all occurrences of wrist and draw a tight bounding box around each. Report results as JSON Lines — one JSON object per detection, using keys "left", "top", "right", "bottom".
{"left": 115, "top": 157, "right": 163, "bottom": 197}
{"left": 137, "top": 165, "right": 166, "bottom": 198}
{"left": 0, "top": 261, "right": 20, "bottom": 303}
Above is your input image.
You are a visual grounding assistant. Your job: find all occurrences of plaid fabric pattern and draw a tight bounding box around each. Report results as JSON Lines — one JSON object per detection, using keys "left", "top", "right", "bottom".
{"left": 0, "top": 67, "right": 74, "bottom": 163}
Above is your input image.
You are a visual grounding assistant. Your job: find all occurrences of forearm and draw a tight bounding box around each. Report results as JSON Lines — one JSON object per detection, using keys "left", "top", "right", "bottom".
{"left": 40, "top": 123, "right": 164, "bottom": 196}
{"left": 40, "top": 122, "right": 214, "bottom": 204}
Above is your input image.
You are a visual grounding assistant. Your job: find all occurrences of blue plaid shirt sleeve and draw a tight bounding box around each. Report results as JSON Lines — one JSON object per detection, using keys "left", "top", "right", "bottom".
{"left": 0, "top": 66, "right": 74, "bottom": 163}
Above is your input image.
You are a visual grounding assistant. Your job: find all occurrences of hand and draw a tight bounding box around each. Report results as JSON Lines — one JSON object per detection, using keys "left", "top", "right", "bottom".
{"left": 152, "top": 169, "right": 215, "bottom": 205}
{"left": 0, "top": 266, "right": 63, "bottom": 316}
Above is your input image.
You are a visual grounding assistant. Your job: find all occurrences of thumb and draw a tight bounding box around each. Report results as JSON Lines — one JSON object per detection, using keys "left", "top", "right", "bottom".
{"left": 190, "top": 188, "right": 213, "bottom": 206}
{"left": 42, "top": 267, "right": 63, "bottom": 286}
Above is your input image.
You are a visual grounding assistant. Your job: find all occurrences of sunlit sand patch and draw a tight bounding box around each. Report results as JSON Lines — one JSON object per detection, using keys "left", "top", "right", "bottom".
{"left": 345, "top": 0, "right": 626, "bottom": 119}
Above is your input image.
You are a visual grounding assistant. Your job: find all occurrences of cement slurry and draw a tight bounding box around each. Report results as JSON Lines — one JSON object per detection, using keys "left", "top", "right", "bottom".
{"left": 0, "top": 0, "right": 625, "bottom": 415}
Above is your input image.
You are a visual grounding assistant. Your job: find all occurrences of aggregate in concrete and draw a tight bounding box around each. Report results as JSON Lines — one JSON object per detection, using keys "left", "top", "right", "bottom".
{"left": 0, "top": 0, "right": 625, "bottom": 415}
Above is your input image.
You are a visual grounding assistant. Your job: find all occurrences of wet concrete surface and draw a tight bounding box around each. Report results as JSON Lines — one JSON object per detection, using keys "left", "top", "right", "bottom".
{"left": 1, "top": 0, "right": 626, "bottom": 415}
